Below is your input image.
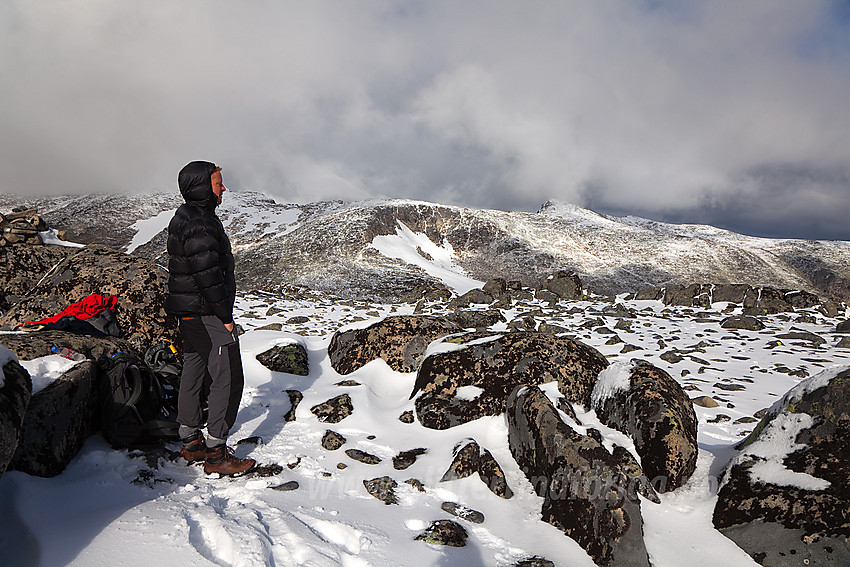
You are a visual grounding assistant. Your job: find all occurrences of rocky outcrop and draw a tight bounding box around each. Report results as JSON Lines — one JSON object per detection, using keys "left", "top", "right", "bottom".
{"left": 328, "top": 315, "right": 459, "bottom": 375}
{"left": 412, "top": 331, "right": 609, "bottom": 430}
{"left": 592, "top": 361, "right": 699, "bottom": 492}
{"left": 256, "top": 343, "right": 309, "bottom": 375}
{"left": 507, "top": 385, "right": 654, "bottom": 567}
{"left": 0, "top": 243, "right": 70, "bottom": 314}
{"left": 9, "top": 361, "right": 99, "bottom": 477}
{"left": 538, "top": 270, "right": 583, "bottom": 300}
{"left": 0, "top": 245, "right": 176, "bottom": 354}
{"left": 0, "top": 330, "right": 133, "bottom": 362}
{"left": 713, "top": 366, "right": 850, "bottom": 566}
{"left": 0, "top": 356, "right": 32, "bottom": 478}
{"left": 636, "top": 282, "right": 831, "bottom": 314}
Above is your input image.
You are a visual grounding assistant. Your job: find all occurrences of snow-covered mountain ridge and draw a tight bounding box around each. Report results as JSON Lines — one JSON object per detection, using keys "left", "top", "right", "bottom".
{"left": 2, "top": 190, "right": 849, "bottom": 300}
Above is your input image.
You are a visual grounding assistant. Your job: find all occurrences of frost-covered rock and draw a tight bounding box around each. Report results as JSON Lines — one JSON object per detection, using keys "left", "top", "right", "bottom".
{"left": 411, "top": 331, "right": 609, "bottom": 430}
{"left": 713, "top": 366, "right": 850, "bottom": 566}
{"left": 328, "top": 315, "right": 459, "bottom": 375}
{"left": 507, "top": 385, "right": 654, "bottom": 567}
{"left": 592, "top": 360, "right": 699, "bottom": 492}
{"left": 0, "top": 352, "right": 32, "bottom": 478}
{"left": 10, "top": 361, "right": 99, "bottom": 477}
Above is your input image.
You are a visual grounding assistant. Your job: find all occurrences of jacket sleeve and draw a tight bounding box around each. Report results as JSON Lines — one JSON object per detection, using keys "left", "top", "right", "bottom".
{"left": 183, "top": 223, "right": 234, "bottom": 325}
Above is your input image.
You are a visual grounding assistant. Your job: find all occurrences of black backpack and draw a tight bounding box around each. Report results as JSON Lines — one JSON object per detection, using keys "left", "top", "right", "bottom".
{"left": 143, "top": 339, "right": 182, "bottom": 412}
{"left": 98, "top": 352, "right": 179, "bottom": 449}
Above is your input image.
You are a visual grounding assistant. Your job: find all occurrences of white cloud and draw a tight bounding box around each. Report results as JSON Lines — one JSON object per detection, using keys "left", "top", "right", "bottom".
{"left": 1, "top": 0, "right": 849, "bottom": 238}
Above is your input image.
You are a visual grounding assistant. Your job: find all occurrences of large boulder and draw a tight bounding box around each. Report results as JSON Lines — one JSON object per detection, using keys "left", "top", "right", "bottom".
{"left": 539, "top": 270, "right": 583, "bottom": 300}
{"left": 713, "top": 366, "right": 850, "bottom": 566}
{"left": 0, "top": 243, "right": 71, "bottom": 314}
{"left": 0, "top": 244, "right": 176, "bottom": 354}
{"left": 328, "top": 315, "right": 459, "bottom": 375}
{"left": 9, "top": 360, "right": 100, "bottom": 477}
{"left": 742, "top": 287, "right": 793, "bottom": 315}
{"left": 507, "top": 385, "right": 654, "bottom": 567}
{"left": 711, "top": 284, "right": 753, "bottom": 305}
{"left": 592, "top": 361, "right": 699, "bottom": 492}
{"left": 411, "top": 331, "right": 609, "bottom": 430}
{"left": 0, "top": 353, "right": 32, "bottom": 478}
{"left": 0, "top": 330, "right": 134, "bottom": 362}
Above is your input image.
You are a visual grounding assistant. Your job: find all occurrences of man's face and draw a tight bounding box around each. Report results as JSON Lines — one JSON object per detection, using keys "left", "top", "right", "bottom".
{"left": 211, "top": 171, "right": 226, "bottom": 206}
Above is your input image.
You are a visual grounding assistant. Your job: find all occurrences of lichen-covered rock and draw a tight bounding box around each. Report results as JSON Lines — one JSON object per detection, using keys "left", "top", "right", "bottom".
{"left": 0, "top": 243, "right": 70, "bottom": 313}
{"left": 310, "top": 394, "right": 353, "bottom": 424}
{"left": 256, "top": 342, "right": 309, "bottom": 375}
{"left": 539, "top": 270, "right": 582, "bottom": 300}
{"left": 713, "top": 366, "right": 850, "bottom": 566}
{"left": 507, "top": 385, "right": 654, "bottom": 567}
{"left": 412, "top": 331, "right": 609, "bottom": 430}
{"left": 720, "top": 315, "right": 765, "bottom": 331}
{"left": 742, "top": 286, "right": 793, "bottom": 315}
{"left": 10, "top": 361, "right": 99, "bottom": 477}
{"left": 414, "top": 520, "right": 468, "bottom": 547}
{"left": 0, "top": 245, "right": 176, "bottom": 354}
{"left": 328, "top": 315, "right": 459, "bottom": 375}
{"left": 439, "top": 438, "right": 514, "bottom": 499}
{"left": 445, "top": 309, "right": 505, "bottom": 330}
{"left": 363, "top": 476, "right": 398, "bottom": 505}
{"left": 592, "top": 361, "right": 699, "bottom": 492}
{"left": 392, "top": 448, "right": 427, "bottom": 470}
{"left": 345, "top": 448, "right": 381, "bottom": 465}
{"left": 0, "top": 357, "right": 32, "bottom": 478}
{"left": 321, "top": 430, "right": 346, "bottom": 451}
{"left": 448, "top": 288, "right": 494, "bottom": 308}
{"left": 0, "top": 330, "right": 133, "bottom": 362}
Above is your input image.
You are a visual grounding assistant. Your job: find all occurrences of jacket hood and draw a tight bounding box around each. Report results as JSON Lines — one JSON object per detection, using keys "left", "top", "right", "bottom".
{"left": 178, "top": 161, "right": 219, "bottom": 210}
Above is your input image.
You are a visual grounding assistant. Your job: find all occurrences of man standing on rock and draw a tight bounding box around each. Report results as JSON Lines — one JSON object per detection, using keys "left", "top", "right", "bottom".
{"left": 165, "top": 161, "right": 255, "bottom": 476}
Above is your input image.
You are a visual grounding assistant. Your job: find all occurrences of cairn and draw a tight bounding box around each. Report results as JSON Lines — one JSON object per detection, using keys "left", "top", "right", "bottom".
{"left": 0, "top": 208, "right": 60, "bottom": 246}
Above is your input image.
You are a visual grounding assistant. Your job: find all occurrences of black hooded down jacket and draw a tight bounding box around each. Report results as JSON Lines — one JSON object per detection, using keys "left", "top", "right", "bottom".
{"left": 164, "top": 161, "right": 236, "bottom": 324}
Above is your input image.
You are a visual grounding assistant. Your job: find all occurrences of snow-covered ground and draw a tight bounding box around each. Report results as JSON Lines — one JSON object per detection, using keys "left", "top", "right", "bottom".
{"left": 1, "top": 288, "right": 848, "bottom": 566}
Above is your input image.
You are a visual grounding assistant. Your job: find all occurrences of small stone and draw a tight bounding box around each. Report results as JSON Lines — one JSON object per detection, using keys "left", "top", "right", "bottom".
{"left": 714, "top": 382, "right": 747, "bottom": 391}
{"left": 364, "top": 476, "right": 398, "bottom": 504}
{"left": 345, "top": 449, "right": 381, "bottom": 465}
{"left": 271, "top": 481, "right": 300, "bottom": 491}
{"left": 236, "top": 436, "right": 263, "bottom": 446}
{"left": 414, "top": 520, "right": 468, "bottom": 547}
{"left": 691, "top": 395, "right": 720, "bottom": 408}
{"left": 515, "top": 558, "right": 556, "bottom": 567}
{"left": 405, "top": 478, "right": 426, "bottom": 492}
{"left": 334, "top": 380, "right": 361, "bottom": 387}
{"left": 393, "top": 448, "right": 428, "bottom": 470}
{"left": 399, "top": 410, "right": 415, "bottom": 424}
{"left": 283, "top": 390, "right": 303, "bottom": 422}
{"left": 441, "top": 502, "right": 485, "bottom": 524}
{"left": 707, "top": 414, "right": 731, "bottom": 423}
{"left": 251, "top": 464, "right": 284, "bottom": 477}
{"left": 311, "top": 394, "right": 354, "bottom": 423}
{"left": 321, "top": 430, "right": 346, "bottom": 451}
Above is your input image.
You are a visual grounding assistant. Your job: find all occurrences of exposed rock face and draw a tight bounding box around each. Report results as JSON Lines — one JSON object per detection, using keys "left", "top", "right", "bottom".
{"left": 0, "top": 330, "right": 133, "bottom": 362}
{"left": 592, "top": 361, "right": 699, "bottom": 492}
{"left": 0, "top": 358, "right": 32, "bottom": 478}
{"left": 638, "top": 282, "right": 832, "bottom": 314}
{"left": 412, "top": 331, "right": 609, "bottom": 430}
{"left": 507, "top": 386, "right": 653, "bottom": 567}
{"left": 256, "top": 343, "right": 309, "bottom": 375}
{"left": 328, "top": 315, "right": 459, "bottom": 375}
{"left": 0, "top": 244, "right": 70, "bottom": 314}
{"left": 713, "top": 367, "right": 850, "bottom": 566}
{"left": 9, "top": 361, "right": 99, "bottom": 477}
{"left": 0, "top": 245, "right": 176, "bottom": 354}
{"left": 539, "top": 270, "right": 583, "bottom": 300}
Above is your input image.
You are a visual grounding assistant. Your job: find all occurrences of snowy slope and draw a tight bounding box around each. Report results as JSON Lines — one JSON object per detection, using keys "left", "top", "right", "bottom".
{"left": 1, "top": 288, "right": 848, "bottom": 566}
{"left": 2, "top": 192, "right": 850, "bottom": 301}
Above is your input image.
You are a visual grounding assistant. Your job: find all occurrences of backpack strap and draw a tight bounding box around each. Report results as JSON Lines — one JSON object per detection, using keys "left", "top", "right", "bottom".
{"left": 112, "top": 362, "right": 143, "bottom": 419}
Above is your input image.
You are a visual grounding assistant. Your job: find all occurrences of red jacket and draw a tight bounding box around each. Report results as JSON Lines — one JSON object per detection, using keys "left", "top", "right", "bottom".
{"left": 23, "top": 294, "right": 117, "bottom": 326}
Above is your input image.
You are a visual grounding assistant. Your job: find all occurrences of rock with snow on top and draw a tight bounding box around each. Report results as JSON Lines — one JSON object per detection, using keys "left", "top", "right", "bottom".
{"left": 328, "top": 315, "right": 459, "bottom": 375}
{"left": 592, "top": 360, "right": 699, "bottom": 492}
{"left": 507, "top": 385, "right": 655, "bottom": 567}
{"left": 10, "top": 361, "right": 99, "bottom": 477}
{"left": 310, "top": 394, "right": 353, "bottom": 423}
{"left": 412, "top": 331, "right": 609, "bottom": 430}
{"left": 713, "top": 366, "right": 850, "bottom": 566}
{"left": 414, "top": 519, "right": 468, "bottom": 547}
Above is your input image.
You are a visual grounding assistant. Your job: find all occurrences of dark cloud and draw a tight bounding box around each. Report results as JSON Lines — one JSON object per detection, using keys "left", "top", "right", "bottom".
{"left": 1, "top": 1, "right": 849, "bottom": 239}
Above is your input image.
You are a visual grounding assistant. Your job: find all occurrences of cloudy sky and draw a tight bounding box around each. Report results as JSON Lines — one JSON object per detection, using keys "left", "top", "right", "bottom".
{"left": 2, "top": 1, "right": 850, "bottom": 240}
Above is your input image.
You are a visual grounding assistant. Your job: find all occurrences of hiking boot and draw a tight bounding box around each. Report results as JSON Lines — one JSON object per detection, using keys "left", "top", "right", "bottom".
{"left": 204, "top": 445, "right": 256, "bottom": 476}
{"left": 180, "top": 431, "right": 207, "bottom": 464}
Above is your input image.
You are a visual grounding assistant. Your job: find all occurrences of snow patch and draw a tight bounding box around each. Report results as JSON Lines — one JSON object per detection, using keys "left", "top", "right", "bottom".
{"left": 125, "top": 209, "right": 173, "bottom": 254}
{"left": 591, "top": 360, "right": 635, "bottom": 408}
{"left": 738, "top": 412, "right": 830, "bottom": 490}
{"left": 38, "top": 229, "right": 86, "bottom": 248}
{"left": 19, "top": 355, "right": 85, "bottom": 394}
{"left": 370, "top": 220, "right": 484, "bottom": 294}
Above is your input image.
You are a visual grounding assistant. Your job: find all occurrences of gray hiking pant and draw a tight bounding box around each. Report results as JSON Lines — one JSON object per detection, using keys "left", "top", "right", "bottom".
{"left": 177, "top": 315, "right": 244, "bottom": 441}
